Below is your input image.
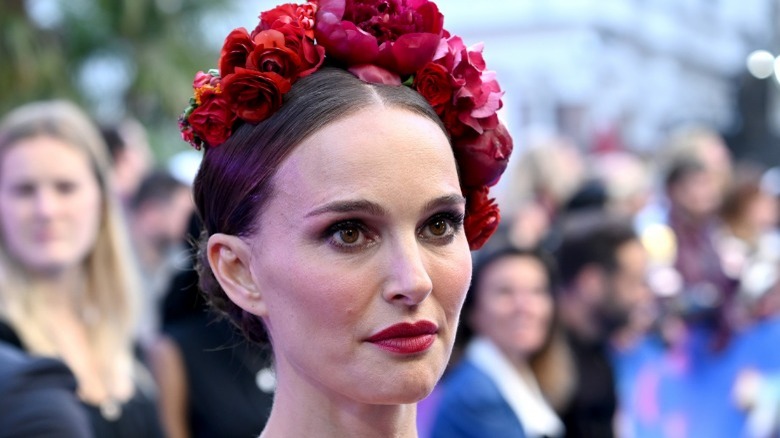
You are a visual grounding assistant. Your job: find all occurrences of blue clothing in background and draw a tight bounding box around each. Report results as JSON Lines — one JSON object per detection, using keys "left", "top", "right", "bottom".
{"left": 431, "top": 361, "right": 526, "bottom": 438}
{"left": 613, "top": 326, "right": 771, "bottom": 438}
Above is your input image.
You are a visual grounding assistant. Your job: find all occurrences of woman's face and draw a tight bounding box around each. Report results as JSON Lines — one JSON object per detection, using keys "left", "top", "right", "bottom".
{"left": 243, "top": 106, "right": 471, "bottom": 405}
{"left": 0, "top": 136, "right": 102, "bottom": 275}
{"left": 471, "top": 255, "right": 554, "bottom": 360}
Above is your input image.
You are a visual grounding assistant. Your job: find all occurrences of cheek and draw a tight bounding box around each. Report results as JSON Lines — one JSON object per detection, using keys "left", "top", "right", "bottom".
{"left": 259, "top": 254, "right": 370, "bottom": 345}
{"left": 74, "top": 186, "right": 103, "bottom": 243}
{"left": 0, "top": 197, "right": 31, "bottom": 253}
{"left": 535, "top": 296, "right": 555, "bottom": 328}
{"left": 433, "top": 249, "right": 473, "bottom": 319}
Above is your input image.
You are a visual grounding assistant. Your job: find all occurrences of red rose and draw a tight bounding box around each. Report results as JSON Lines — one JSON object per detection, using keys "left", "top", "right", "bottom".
{"left": 247, "top": 30, "right": 304, "bottom": 78}
{"left": 413, "top": 62, "right": 453, "bottom": 113}
{"left": 259, "top": 3, "right": 300, "bottom": 30}
{"left": 464, "top": 186, "right": 500, "bottom": 251}
{"left": 187, "top": 95, "right": 236, "bottom": 147}
{"left": 260, "top": 23, "right": 324, "bottom": 77}
{"left": 454, "top": 123, "right": 513, "bottom": 188}
{"left": 252, "top": 18, "right": 324, "bottom": 78}
{"left": 315, "top": 0, "right": 443, "bottom": 75}
{"left": 219, "top": 28, "right": 255, "bottom": 76}
{"left": 221, "top": 68, "right": 291, "bottom": 124}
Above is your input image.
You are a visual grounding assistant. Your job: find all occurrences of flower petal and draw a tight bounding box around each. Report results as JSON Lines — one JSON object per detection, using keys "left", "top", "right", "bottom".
{"left": 377, "top": 32, "right": 441, "bottom": 75}
{"left": 348, "top": 64, "right": 402, "bottom": 85}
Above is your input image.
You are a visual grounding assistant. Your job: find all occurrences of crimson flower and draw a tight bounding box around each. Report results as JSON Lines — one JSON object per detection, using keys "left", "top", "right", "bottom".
{"left": 219, "top": 29, "right": 255, "bottom": 76}
{"left": 186, "top": 94, "right": 236, "bottom": 147}
{"left": 432, "top": 36, "right": 503, "bottom": 136}
{"left": 221, "top": 68, "right": 291, "bottom": 124}
{"left": 454, "top": 123, "right": 513, "bottom": 189}
{"left": 464, "top": 186, "right": 500, "bottom": 251}
{"left": 413, "top": 61, "right": 454, "bottom": 113}
{"left": 315, "top": 0, "right": 444, "bottom": 79}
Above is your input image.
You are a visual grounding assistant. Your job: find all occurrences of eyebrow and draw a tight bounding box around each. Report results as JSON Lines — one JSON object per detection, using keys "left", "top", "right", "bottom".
{"left": 304, "top": 193, "right": 466, "bottom": 218}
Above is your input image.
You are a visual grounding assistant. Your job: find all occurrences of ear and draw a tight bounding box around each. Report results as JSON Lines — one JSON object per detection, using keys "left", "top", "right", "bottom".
{"left": 207, "top": 233, "right": 267, "bottom": 317}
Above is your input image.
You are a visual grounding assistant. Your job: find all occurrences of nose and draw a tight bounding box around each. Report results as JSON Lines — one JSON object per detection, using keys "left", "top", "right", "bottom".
{"left": 33, "top": 188, "right": 58, "bottom": 219}
{"left": 382, "top": 235, "right": 434, "bottom": 306}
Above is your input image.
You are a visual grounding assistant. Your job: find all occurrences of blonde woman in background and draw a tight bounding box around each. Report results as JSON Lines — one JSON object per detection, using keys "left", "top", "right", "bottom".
{"left": 0, "top": 101, "right": 163, "bottom": 436}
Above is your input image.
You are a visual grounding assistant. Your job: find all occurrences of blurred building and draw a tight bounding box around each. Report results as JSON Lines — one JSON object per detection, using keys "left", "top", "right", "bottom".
{"left": 442, "top": 0, "right": 778, "bottom": 156}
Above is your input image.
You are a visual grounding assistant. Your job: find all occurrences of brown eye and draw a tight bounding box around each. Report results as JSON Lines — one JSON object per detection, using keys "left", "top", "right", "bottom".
{"left": 339, "top": 227, "right": 361, "bottom": 244}
{"left": 429, "top": 219, "right": 448, "bottom": 236}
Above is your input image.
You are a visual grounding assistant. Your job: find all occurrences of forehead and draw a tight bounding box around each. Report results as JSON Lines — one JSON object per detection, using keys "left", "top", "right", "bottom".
{"left": 271, "top": 106, "right": 460, "bottom": 212}
{"left": 1, "top": 136, "right": 92, "bottom": 179}
{"left": 482, "top": 256, "right": 547, "bottom": 283}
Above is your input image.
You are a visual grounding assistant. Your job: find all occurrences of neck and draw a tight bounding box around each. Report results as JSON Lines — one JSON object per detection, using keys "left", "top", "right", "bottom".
{"left": 261, "top": 358, "right": 418, "bottom": 438}
{"left": 28, "top": 265, "right": 86, "bottom": 313}
{"left": 494, "top": 343, "right": 530, "bottom": 377}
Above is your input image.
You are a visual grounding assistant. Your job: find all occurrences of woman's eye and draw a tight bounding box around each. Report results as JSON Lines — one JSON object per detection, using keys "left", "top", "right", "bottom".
{"left": 428, "top": 219, "right": 450, "bottom": 237}
{"left": 337, "top": 226, "right": 361, "bottom": 245}
{"left": 10, "top": 183, "right": 35, "bottom": 197}
{"left": 55, "top": 181, "right": 77, "bottom": 194}
{"left": 420, "top": 212, "right": 464, "bottom": 241}
{"left": 326, "top": 221, "right": 374, "bottom": 251}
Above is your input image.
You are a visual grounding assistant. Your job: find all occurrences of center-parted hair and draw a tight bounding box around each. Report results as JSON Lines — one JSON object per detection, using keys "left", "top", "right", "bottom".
{"left": 193, "top": 68, "right": 449, "bottom": 344}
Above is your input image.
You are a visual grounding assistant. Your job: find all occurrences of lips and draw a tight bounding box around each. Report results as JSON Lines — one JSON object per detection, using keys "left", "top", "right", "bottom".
{"left": 365, "top": 320, "right": 438, "bottom": 354}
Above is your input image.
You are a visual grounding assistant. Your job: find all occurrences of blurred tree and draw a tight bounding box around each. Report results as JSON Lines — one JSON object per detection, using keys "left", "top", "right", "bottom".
{"left": 0, "top": 0, "right": 231, "bottom": 157}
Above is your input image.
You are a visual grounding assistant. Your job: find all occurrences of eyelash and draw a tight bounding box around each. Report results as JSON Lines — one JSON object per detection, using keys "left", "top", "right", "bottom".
{"left": 324, "top": 210, "right": 465, "bottom": 252}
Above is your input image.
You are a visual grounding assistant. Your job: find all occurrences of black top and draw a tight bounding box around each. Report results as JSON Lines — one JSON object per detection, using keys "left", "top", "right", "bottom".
{"left": 0, "top": 321, "right": 164, "bottom": 438}
{"left": 0, "top": 342, "right": 92, "bottom": 438}
{"left": 161, "top": 212, "right": 274, "bottom": 438}
{"left": 560, "top": 332, "right": 617, "bottom": 438}
{"left": 164, "top": 312, "right": 274, "bottom": 438}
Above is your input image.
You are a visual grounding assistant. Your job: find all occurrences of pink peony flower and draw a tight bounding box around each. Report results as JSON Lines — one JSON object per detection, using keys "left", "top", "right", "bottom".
{"left": 432, "top": 35, "right": 504, "bottom": 136}
{"left": 454, "top": 123, "right": 513, "bottom": 189}
{"left": 315, "top": 0, "right": 444, "bottom": 76}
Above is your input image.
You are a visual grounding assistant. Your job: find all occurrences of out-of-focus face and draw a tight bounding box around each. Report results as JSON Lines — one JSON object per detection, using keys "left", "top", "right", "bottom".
{"left": 747, "top": 190, "right": 778, "bottom": 233}
{"left": 0, "top": 136, "right": 102, "bottom": 275}
{"left": 136, "top": 186, "right": 193, "bottom": 254}
{"left": 242, "top": 106, "right": 471, "bottom": 405}
{"left": 471, "top": 255, "right": 554, "bottom": 361}
{"left": 670, "top": 170, "right": 721, "bottom": 219}
{"left": 601, "top": 239, "right": 651, "bottom": 333}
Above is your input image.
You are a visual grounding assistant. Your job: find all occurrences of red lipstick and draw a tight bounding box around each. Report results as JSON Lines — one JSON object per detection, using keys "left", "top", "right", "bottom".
{"left": 366, "top": 321, "right": 438, "bottom": 354}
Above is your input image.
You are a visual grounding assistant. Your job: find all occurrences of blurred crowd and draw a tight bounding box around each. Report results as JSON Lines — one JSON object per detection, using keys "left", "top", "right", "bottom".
{"left": 420, "top": 125, "right": 780, "bottom": 438}
{"left": 1, "top": 99, "right": 780, "bottom": 438}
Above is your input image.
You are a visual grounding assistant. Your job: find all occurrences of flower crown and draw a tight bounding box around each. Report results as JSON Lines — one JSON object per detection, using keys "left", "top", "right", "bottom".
{"left": 179, "top": 0, "right": 513, "bottom": 250}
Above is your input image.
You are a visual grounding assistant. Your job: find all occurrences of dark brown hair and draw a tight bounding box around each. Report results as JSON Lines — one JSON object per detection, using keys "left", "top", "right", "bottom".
{"left": 193, "top": 68, "right": 448, "bottom": 343}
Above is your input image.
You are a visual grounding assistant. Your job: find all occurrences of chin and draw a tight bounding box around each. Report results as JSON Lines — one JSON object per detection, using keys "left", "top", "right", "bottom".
{"left": 350, "top": 366, "right": 441, "bottom": 405}
{"left": 25, "top": 257, "right": 80, "bottom": 275}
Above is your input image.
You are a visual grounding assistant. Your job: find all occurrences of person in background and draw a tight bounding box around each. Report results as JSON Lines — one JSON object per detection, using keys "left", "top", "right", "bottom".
{"left": 0, "top": 342, "right": 91, "bottom": 438}
{"left": 656, "top": 125, "right": 733, "bottom": 200}
{"left": 100, "top": 118, "right": 153, "bottom": 208}
{"left": 0, "top": 100, "right": 163, "bottom": 437}
{"left": 489, "top": 135, "right": 586, "bottom": 253}
{"left": 430, "top": 247, "right": 574, "bottom": 438}
{"left": 591, "top": 151, "right": 652, "bottom": 219}
{"left": 148, "top": 213, "right": 274, "bottom": 438}
{"left": 555, "top": 211, "right": 651, "bottom": 438}
{"left": 127, "top": 169, "right": 193, "bottom": 343}
{"left": 664, "top": 159, "right": 737, "bottom": 348}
